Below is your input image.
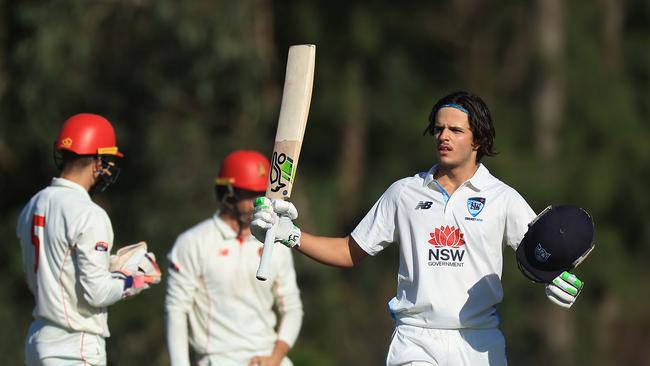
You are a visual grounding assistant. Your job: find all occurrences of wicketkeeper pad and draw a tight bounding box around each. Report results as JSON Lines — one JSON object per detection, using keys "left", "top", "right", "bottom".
{"left": 110, "top": 241, "right": 161, "bottom": 285}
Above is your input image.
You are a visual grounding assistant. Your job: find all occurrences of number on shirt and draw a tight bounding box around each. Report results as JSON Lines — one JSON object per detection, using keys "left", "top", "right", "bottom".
{"left": 31, "top": 215, "right": 45, "bottom": 273}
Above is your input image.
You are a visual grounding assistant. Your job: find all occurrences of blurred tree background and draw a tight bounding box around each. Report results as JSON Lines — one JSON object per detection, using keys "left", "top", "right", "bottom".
{"left": 1, "top": 0, "right": 649, "bottom": 365}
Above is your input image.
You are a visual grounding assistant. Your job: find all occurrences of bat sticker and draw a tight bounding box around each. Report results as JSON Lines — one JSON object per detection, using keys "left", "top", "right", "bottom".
{"left": 270, "top": 152, "right": 295, "bottom": 195}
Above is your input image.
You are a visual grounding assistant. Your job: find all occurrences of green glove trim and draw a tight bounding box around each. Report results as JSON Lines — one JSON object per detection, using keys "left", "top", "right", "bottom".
{"left": 553, "top": 276, "right": 578, "bottom": 296}
{"left": 561, "top": 271, "right": 583, "bottom": 289}
{"left": 255, "top": 197, "right": 270, "bottom": 209}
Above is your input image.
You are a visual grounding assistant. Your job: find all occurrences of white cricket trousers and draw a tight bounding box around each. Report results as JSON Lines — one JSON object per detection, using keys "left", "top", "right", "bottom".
{"left": 196, "top": 350, "right": 293, "bottom": 366}
{"left": 24, "top": 319, "right": 106, "bottom": 366}
{"left": 386, "top": 324, "right": 507, "bottom": 366}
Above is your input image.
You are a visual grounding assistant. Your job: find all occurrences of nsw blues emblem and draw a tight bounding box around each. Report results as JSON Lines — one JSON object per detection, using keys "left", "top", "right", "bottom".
{"left": 467, "top": 197, "right": 486, "bottom": 217}
{"left": 535, "top": 243, "right": 551, "bottom": 263}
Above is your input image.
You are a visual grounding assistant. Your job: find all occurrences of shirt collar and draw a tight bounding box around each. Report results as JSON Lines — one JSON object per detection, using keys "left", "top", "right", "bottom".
{"left": 423, "top": 163, "right": 492, "bottom": 191}
{"left": 51, "top": 177, "right": 90, "bottom": 197}
{"left": 212, "top": 211, "right": 238, "bottom": 240}
{"left": 467, "top": 164, "right": 491, "bottom": 190}
{"left": 422, "top": 165, "right": 438, "bottom": 188}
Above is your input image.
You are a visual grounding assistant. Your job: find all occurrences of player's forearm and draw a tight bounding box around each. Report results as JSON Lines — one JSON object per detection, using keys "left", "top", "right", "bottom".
{"left": 277, "top": 305, "right": 303, "bottom": 347}
{"left": 270, "top": 340, "right": 291, "bottom": 363}
{"left": 297, "top": 233, "right": 367, "bottom": 267}
{"left": 81, "top": 275, "right": 125, "bottom": 307}
{"left": 165, "top": 310, "right": 191, "bottom": 366}
{"left": 76, "top": 244, "right": 127, "bottom": 306}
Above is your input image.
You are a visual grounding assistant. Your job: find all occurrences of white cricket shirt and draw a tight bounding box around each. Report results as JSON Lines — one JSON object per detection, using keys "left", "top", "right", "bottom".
{"left": 352, "top": 164, "right": 536, "bottom": 329}
{"left": 165, "top": 213, "right": 303, "bottom": 366}
{"left": 16, "top": 178, "right": 125, "bottom": 337}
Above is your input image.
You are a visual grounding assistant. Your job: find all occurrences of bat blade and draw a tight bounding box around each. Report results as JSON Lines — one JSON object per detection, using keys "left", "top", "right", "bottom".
{"left": 267, "top": 45, "right": 315, "bottom": 200}
{"left": 256, "top": 44, "right": 315, "bottom": 281}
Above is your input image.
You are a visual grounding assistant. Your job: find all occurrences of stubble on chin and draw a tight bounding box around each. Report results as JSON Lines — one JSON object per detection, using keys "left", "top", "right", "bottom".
{"left": 239, "top": 210, "right": 254, "bottom": 226}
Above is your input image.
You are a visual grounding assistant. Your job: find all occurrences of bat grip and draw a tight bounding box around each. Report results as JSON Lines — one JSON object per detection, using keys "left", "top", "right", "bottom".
{"left": 256, "top": 222, "right": 277, "bottom": 281}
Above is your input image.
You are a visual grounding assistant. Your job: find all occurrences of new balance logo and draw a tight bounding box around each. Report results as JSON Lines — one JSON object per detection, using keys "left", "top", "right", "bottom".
{"left": 415, "top": 201, "right": 433, "bottom": 210}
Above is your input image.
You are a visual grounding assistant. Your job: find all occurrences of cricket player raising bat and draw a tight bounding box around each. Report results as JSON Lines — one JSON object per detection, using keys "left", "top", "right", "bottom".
{"left": 252, "top": 91, "right": 593, "bottom": 365}
{"left": 16, "top": 114, "right": 161, "bottom": 366}
{"left": 164, "top": 150, "right": 303, "bottom": 366}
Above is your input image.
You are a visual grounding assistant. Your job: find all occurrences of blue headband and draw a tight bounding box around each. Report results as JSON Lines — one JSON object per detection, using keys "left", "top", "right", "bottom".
{"left": 440, "top": 103, "right": 469, "bottom": 115}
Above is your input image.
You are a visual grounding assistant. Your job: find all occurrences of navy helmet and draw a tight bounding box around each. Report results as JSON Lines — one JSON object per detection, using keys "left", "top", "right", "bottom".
{"left": 516, "top": 205, "right": 595, "bottom": 283}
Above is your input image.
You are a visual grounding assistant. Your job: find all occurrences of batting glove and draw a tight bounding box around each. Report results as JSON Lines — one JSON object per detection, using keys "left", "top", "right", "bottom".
{"left": 110, "top": 242, "right": 161, "bottom": 298}
{"left": 111, "top": 270, "right": 150, "bottom": 298}
{"left": 251, "top": 197, "right": 301, "bottom": 248}
{"left": 110, "top": 242, "right": 162, "bottom": 285}
{"left": 545, "top": 271, "right": 584, "bottom": 308}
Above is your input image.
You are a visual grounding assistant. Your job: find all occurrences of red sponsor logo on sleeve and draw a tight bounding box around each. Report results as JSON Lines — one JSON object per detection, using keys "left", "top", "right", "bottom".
{"left": 94, "top": 241, "right": 109, "bottom": 252}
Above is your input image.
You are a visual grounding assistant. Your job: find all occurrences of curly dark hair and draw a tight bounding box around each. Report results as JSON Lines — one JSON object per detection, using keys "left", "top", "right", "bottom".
{"left": 423, "top": 91, "right": 498, "bottom": 162}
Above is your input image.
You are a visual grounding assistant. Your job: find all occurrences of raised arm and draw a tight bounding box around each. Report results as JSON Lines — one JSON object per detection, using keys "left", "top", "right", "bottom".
{"left": 250, "top": 198, "right": 369, "bottom": 268}
{"left": 298, "top": 233, "right": 368, "bottom": 267}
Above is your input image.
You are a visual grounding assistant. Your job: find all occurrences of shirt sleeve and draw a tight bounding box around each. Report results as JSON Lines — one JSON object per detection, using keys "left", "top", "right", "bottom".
{"left": 273, "top": 247, "right": 303, "bottom": 348}
{"left": 16, "top": 203, "right": 37, "bottom": 295}
{"left": 74, "top": 208, "right": 124, "bottom": 308}
{"left": 503, "top": 188, "right": 537, "bottom": 250}
{"left": 164, "top": 232, "right": 202, "bottom": 366}
{"left": 351, "top": 179, "right": 404, "bottom": 256}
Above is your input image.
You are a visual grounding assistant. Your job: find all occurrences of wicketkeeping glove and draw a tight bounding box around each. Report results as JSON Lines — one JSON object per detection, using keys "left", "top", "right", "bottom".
{"left": 251, "top": 197, "right": 301, "bottom": 248}
{"left": 111, "top": 270, "right": 149, "bottom": 298}
{"left": 110, "top": 241, "right": 161, "bottom": 298}
{"left": 545, "top": 271, "right": 583, "bottom": 308}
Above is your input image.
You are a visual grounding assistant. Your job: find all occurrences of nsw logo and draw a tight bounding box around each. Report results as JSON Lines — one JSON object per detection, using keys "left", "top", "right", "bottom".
{"left": 467, "top": 197, "right": 485, "bottom": 217}
{"left": 535, "top": 243, "right": 551, "bottom": 263}
{"left": 427, "top": 225, "right": 466, "bottom": 267}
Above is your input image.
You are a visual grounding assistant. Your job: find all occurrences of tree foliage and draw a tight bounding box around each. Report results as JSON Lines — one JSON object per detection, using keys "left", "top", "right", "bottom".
{"left": 1, "top": 1, "right": 649, "bottom": 365}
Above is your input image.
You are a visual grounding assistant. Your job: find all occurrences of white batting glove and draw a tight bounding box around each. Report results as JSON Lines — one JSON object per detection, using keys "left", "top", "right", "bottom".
{"left": 110, "top": 242, "right": 162, "bottom": 284}
{"left": 110, "top": 242, "right": 161, "bottom": 298}
{"left": 545, "top": 271, "right": 584, "bottom": 308}
{"left": 139, "top": 252, "right": 162, "bottom": 285}
{"left": 111, "top": 270, "right": 150, "bottom": 298}
{"left": 251, "top": 197, "right": 301, "bottom": 248}
{"left": 110, "top": 242, "right": 148, "bottom": 274}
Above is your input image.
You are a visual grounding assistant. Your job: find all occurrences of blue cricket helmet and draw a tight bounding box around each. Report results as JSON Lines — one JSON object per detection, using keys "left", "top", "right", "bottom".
{"left": 516, "top": 205, "right": 595, "bottom": 283}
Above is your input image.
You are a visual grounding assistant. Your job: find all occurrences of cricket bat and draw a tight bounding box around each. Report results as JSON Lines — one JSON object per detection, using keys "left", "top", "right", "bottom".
{"left": 256, "top": 44, "right": 315, "bottom": 281}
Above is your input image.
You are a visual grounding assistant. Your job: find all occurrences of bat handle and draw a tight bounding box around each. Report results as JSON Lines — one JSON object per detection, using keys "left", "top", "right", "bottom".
{"left": 256, "top": 222, "right": 277, "bottom": 281}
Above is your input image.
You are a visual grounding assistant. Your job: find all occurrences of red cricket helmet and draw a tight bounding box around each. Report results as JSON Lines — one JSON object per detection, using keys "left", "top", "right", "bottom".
{"left": 216, "top": 150, "right": 270, "bottom": 192}
{"left": 54, "top": 113, "right": 124, "bottom": 157}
